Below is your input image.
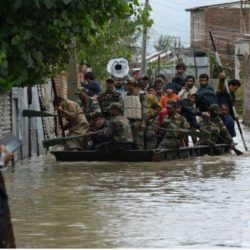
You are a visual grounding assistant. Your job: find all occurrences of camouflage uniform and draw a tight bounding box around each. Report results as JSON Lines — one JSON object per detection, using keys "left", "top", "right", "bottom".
{"left": 80, "top": 97, "right": 101, "bottom": 120}
{"left": 61, "top": 99, "right": 89, "bottom": 150}
{"left": 75, "top": 88, "right": 101, "bottom": 130}
{"left": 145, "top": 94, "right": 161, "bottom": 149}
{"left": 124, "top": 92, "right": 148, "bottom": 150}
{"left": 94, "top": 114, "right": 133, "bottom": 154}
{"left": 158, "top": 113, "right": 189, "bottom": 150}
{"left": 98, "top": 90, "right": 122, "bottom": 119}
{"left": 196, "top": 104, "right": 233, "bottom": 146}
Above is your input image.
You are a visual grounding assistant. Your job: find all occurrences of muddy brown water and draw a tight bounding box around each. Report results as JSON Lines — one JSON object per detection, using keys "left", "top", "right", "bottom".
{"left": 3, "top": 125, "right": 250, "bottom": 248}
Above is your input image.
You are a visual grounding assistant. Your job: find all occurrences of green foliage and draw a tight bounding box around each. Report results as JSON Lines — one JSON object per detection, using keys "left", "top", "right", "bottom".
{"left": 78, "top": 1, "right": 153, "bottom": 81}
{"left": 154, "top": 35, "right": 176, "bottom": 52}
{"left": 0, "top": 0, "right": 143, "bottom": 93}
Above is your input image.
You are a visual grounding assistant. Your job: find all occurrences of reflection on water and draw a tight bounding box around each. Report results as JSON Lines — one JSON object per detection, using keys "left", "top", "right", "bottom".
{"left": 3, "top": 122, "right": 250, "bottom": 248}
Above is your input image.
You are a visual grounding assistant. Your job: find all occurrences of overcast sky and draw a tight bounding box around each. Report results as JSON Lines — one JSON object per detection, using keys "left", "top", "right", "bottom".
{"left": 147, "top": 0, "right": 237, "bottom": 53}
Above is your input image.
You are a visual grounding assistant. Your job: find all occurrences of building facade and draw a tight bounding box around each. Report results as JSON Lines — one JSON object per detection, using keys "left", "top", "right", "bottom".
{"left": 186, "top": 1, "right": 248, "bottom": 74}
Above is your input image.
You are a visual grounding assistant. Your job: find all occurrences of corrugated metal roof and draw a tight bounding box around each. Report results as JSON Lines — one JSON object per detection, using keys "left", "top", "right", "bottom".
{"left": 186, "top": 1, "right": 241, "bottom": 11}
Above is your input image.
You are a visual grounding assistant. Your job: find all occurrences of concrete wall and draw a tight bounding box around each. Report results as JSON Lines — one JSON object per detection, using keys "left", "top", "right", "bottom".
{"left": 243, "top": 55, "right": 250, "bottom": 125}
{"left": 0, "top": 93, "right": 11, "bottom": 138}
{"left": 12, "top": 87, "right": 45, "bottom": 158}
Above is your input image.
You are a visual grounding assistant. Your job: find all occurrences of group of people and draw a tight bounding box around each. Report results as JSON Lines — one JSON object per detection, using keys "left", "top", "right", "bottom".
{"left": 53, "top": 63, "right": 241, "bottom": 153}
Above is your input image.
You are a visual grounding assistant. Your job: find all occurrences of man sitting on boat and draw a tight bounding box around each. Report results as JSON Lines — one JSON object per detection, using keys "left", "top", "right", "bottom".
{"left": 88, "top": 102, "right": 134, "bottom": 153}
{"left": 157, "top": 101, "right": 190, "bottom": 151}
{"left": 53, "top": 97, "right": 89, "bottom": 150}
{"left": 196, "top": 104, "right": 234, "bottom": 147}
{"left": 87, "top": 112, "right": 109, "bottom": 149}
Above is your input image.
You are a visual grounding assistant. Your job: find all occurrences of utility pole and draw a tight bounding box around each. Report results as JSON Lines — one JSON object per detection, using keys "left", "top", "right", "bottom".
{"left": 173, "top": 36, "right": 177, "bottom": 73}
{"left": 141, "top": 0, "right": 149, "bottom": 76}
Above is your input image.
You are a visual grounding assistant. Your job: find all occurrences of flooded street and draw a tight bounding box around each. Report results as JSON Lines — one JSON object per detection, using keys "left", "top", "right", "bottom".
{"left": 3, "top": 125, "right": 250, "bottom": 248}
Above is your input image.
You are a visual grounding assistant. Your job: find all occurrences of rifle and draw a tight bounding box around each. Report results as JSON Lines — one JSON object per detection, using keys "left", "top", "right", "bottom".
{"left": 22, "top": 110, "right": 56, "bottom": 117}
{"left": 209, "top": 30, "right": 248, "bottom": 152}
{"left": 51, "top": 77, "right": 65, "bottom": 137}
{"left": 158, "top": 127, "right": 211, "bottom": 139}
{"left": 42, "top": 133, "right": 93, "bottom": 148}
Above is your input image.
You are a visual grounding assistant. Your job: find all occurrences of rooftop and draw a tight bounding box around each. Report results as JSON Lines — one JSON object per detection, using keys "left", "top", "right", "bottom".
{"left": 186, "top": 1, "right": 242, "bottom": 11}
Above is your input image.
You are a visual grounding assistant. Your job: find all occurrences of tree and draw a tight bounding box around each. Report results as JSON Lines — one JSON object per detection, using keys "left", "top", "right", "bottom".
{"left": 154, "top": 35, "right": 176, "bottom": 52}
{"left": 78, "top": 10, "right": 152, "bottom": 80}
{"left": 77, "top": 0, "right": 153, "bottom": 81}
{"left": 0, "top": 0, "right": 144, "bottom": 93}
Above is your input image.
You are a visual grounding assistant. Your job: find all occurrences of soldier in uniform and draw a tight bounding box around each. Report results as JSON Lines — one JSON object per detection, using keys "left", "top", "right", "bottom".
{"left": 196, "top": 104, "right": 234, "bottom": 147}
{"left": 98, "top": 78, "right": 123, "bottom": 119}
{"left": 157, "top": 101, "right": 190, "bottom": 151}
{"left": 76, "top": 87, "right": 101, "bottom": 129}
{"left": 53, "top": 97, "right": 89, "bottom": 150}
{"left": 89, "top": 102, "right": 133, "bottom": 153}
{"left": 86, "top": 112, "right": 109, "bottom": 149}
{"left": 145, "top": 92, "right": 162, "bottom": 149}
{"left": 123, "top": 77, "right": 148, "bottom": 150}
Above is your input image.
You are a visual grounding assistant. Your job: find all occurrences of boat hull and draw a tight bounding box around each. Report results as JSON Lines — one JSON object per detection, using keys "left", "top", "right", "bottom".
{"left": 51, "top": 144, "right": 230, "bottom": 162}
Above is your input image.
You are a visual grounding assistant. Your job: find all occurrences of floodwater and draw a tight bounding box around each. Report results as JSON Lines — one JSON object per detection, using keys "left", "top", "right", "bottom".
{"left": 3, "top": 125, "right": 250, "bottom": 248}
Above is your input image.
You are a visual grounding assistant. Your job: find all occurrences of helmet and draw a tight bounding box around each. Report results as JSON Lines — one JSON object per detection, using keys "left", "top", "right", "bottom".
{"left": 209, "top": 104, "right": 220, "bottom": 114}
{"left": 107, "top": 102, "right": 123, "bottom": 112}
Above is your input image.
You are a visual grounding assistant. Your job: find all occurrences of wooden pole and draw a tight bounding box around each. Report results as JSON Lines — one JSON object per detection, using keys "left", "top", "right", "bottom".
{"left": 27, "top": 86, "right": 32, "bottom": 158}
{"left": 193, "top": 48, "right": 198, "bottom": 79}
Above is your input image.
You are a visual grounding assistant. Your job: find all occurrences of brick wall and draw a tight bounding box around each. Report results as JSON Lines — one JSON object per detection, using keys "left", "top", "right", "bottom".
{"left": 53, "top": 73, "right": 68, "bottom": 98}
{"left": 191, "top": 8, "right": 245, "bottom": 74}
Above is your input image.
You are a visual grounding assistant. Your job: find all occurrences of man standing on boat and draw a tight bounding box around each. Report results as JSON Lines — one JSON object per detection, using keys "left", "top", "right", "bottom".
{"left": 114, "top": 78, "right": 127, "bottom": 97}
{"left": 81, "top": 72, "right": 101, "bottom": 97}
{"left": 217, "top": 71, "right": 241, "bottom": 118}
{"left": 178, "top": 75, "right": 197, "bottom": 100}
{"left": 171, "top": 63, "right": 187, "bottom": 94}
{"left": 53, "top": 97, "right": 89, "bottom": 150}
{"left": 89, "top": 102, "right": 133, "bottom": 153}
{"left": 157, "top": 101, "right": 189, "bottom": 151}
{"left": 98, "top": 78, "right": 123, "bottom": 119}
{"left": 145, "top": 88, "right": 162, "bottom": 149}
{"left": 123, "top": 77, "right": 148, "bottom": 150}
{"left": 196, "top": 73, "right": 218, "bottom": 112}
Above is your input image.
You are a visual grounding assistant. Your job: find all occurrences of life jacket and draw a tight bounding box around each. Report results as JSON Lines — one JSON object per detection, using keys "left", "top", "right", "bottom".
{"left": 123, "top": 94, "right": 142, "bottom": 119}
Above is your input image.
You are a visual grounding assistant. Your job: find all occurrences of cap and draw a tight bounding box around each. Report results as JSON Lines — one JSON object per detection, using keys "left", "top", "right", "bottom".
{"left": 106, "top": 78, "right": 115, "bottom": 84}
